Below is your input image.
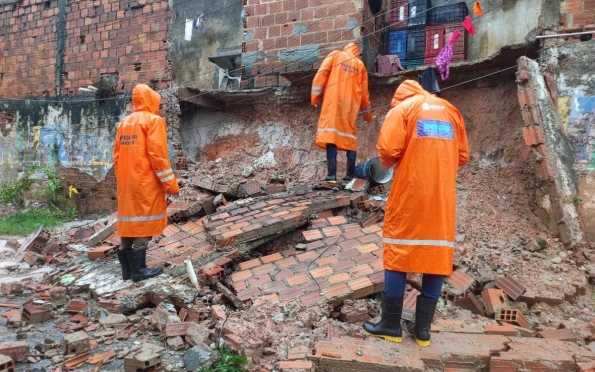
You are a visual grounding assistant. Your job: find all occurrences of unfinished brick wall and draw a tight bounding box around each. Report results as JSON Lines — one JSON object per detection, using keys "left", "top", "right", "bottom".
{"left": 559, "top": 0, "right": 594, "bottom": 35}
{"left": 0, "top": 0, "right": 172, "bottom": 98}
{"left": 242, "top": 0, "right": 367, "bottom": 88}
{"left": 0, "top": 0, "right": 59, "bottom": 97}
{"left": 59, "top": 167, "right": 117, "bottom": 215}
{"left": 62, "top": 0, "right": 171, "bottom": 94}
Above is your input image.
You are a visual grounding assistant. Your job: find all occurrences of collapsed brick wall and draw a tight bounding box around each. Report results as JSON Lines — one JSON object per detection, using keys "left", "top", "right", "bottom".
{"left": 59, "top": 167, "right": 117, "bottom": 215}
{"left": 241, "top": 0, "right": 367, "bottom": 88}
{"left": 0, "top": 0, "right": 172, "bottom": 98}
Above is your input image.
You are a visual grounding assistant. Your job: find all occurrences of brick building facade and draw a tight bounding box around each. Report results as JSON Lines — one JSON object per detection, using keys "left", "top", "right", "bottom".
{"left": 0, "top": 0, "right": 172, "bottom": 99}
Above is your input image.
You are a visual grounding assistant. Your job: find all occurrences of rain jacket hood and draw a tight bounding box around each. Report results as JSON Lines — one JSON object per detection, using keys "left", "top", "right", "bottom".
{"left": 390, "top": 80, "right": 426, "bottom": 108}
{"left": 343, "top": 42, "right": 359, "bottom": 58}
{"left": 133, "top": 84, "right": 160, "bottom": 115}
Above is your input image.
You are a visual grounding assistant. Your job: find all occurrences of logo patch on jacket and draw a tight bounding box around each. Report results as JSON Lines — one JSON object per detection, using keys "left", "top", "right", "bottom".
{"left": 417, "top": 120, "right": 454, "bottom": 140}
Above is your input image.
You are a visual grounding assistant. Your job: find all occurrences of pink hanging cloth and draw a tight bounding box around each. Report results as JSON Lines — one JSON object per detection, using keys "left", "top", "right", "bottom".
{"left": 449, "top": 29, "right": 461, "bottom": 45}
{"left": 462, "top": 15, "right": 476, "bottom": 35}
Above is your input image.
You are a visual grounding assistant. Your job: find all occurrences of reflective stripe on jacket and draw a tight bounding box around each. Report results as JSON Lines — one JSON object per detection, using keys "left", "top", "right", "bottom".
{"left": 377, "top": 80, "right": 469, "bottom": 275}
{"left": 113, "top": 84, "right": 180, "bottom": 237}
{"left": 311, "top": 43, "right": 370, "bottom": 151}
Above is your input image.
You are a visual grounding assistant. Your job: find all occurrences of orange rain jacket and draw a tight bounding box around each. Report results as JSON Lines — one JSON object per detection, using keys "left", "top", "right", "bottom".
{"left": 378, "top": 80, "right": 469, "bottom": 276}
{"left": 113, "top": 84, "right": 180, "bottom": 238}
{"left": 311, "top": 42, "right": 371, "bottom": 151}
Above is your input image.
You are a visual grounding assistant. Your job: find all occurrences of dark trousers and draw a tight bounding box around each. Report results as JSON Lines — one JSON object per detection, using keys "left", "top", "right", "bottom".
{"left": 119, "top": 237, "right": 151, "bottom": 251}
{"left": 384, "top": 270, "right": 444, "bottom": 300}
{"left": 326, "top": 143, "right": 356, "bottom": 160}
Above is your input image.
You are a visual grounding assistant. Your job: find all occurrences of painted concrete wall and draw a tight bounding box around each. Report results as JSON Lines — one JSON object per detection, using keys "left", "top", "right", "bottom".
{"left": 0, "top": 97, "right": 128, "bottom": 182}
{"left": 171, "top": 0, "right": 244, "bottom": 90}
{"left": 427, "top": 0, "right": 540, "bottom": 60}
{"left": 552, "top": 40, "right": 595, "bottom": 240}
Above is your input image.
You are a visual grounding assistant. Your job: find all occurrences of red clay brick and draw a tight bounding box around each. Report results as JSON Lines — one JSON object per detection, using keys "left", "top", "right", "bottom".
{"left": 484, "top": 325, "right": 518, "bottom": 336}
{"left": 538, "top": 328, "right": 574, "bottom": 341}
{"left": 296, "top": 251, "right": 318, "bottom": 262}
{"left": 309, "top": 266, "right": 333, "bottom": 278}
{"left": 275, "top": 257, "right": 298, "bottom": 269}
{"left": 252, "top": 263, "right": 275, "bottom": 276}
{"left": 482, "top": 289, "right": 508, "bottom": 316}
{"left": 286, "top": 273, "right": 310, "bottom": 286}
{"left": 300, "top": 291, "right": 326, "bottom": 307}
{"left": 278, "top": 286, "right": 305, "bottom": 301}
{"left": 237, "top": 288, "right": 262, "bottom": 302}
{"left": 323, "top": 283, "right": 350, "bottom": 301}
{"left": 315, "top": 255, "right": 338, "bottom": 266}
{"left": 446, "top": 269, "right": 475, "bottom": 292}
{"left": 498, "top": 308, "right": 528, "bottom": 328}
{"left": 348, "top": 277, "right": 375, "bottom": 299}
{"left": 494, "top": 275, "right": 527, "bottom": 301}
{"left": 328, "top": 272, "right": 351, "bottom": 284}
{"left": 362, "top": 225, "right": 382, "bottom": 234}
{"left": 357, "top": 243, "right": 379, "bottom": 254}
{"left": 302, "top": 230, "right": 323, "bottom": 241}
{"left": 279, "top": 360, "right": 313, "bottom": 371}
{"left": 231, "top": 270, "right": 252, "bottom": 283}
{"left": 239, "top": 258, "right": 262, "bottom": 270}
{"left": 327, "top": 216, "right": 347, "bottom": 225}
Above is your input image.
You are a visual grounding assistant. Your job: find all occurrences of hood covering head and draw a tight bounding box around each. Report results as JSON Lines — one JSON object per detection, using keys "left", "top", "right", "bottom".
{"left": 343, "top": 42, "right": 360, "bottom": 57}
{"left": 132, "top": 84, "right": 161, "bottom": 114}
{"left": 418, "top": 68, "right": 441, "bottom": 94}
{"left": 390, "top": 80, "right": 427, "bottom": 108}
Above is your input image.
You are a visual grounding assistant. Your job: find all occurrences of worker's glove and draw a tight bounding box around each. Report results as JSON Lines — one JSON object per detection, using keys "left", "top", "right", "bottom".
{"left": 363, "top": 112, "right": 374, "bottom": 122}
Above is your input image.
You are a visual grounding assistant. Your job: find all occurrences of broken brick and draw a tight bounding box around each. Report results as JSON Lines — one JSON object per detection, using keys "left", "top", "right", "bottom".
{"left": 0, "top": 354, "right": 14, "bottom": 372}
{"left": 484, "top": 325, "right": 518, "bottom": 336}
{"left": 211, "top": 305, "right": 227, "bottom": 321}
{"left": 22, "top": 305, "right": 53, "bottom": 324}
{"left": 164, "top": 322, "right": 191, "bottom": 337}
{"left": 62, "top": 331, "right": 90, "bottom": 356}
{"left": 356, "top": 199, "right": 377, "bottom": 211}
{"left": 0, "top": 341, "right": 30, "bottom": 362}
{"left": 360, "top": 213, "right": 383, "bottom": 227}
{"left": 494, "top": 275, "right": 527, "bottom": 301}
{"left": 454, "top": 293, "right": 485, "bottom": 316}
{"left": 87, "top": 245, "right": 117, "bottom": 260}
{"left": 279, "top": 360, "right": 314, "bottom": 371}
{"left": 445, "top": 269, "right": 475, "bottom": 292}
{"left": 482, "top": 289, "right": 508, "bottom": 317}
{"left": 67, "top": 300, "right": 87, "bottom": 314}
{"left": 538, "top": 328, "right": 574, "bottom": 341}
{"left": 498, "top": 308, "right": 528, "bottom": 328}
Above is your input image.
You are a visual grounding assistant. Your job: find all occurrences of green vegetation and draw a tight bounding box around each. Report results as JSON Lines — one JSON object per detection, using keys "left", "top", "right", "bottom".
{"left": 0, "top": 207, "right": 77, "bottom": 235}
{"left": 0, "top": 164, "right": 78, "bottom": 235}
{"left": 199, "top": 346, "right": 248, "bottom": 372}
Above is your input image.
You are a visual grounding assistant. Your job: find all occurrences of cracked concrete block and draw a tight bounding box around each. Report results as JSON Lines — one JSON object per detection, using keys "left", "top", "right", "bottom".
{"left": 150, "top": 303, "right": 181, "bottom": 332}
{"left": 185, "top": 323, "right": 211, "bottom": 346}
{"left": 99, "top": 313, "right": 127, "bottom": 327}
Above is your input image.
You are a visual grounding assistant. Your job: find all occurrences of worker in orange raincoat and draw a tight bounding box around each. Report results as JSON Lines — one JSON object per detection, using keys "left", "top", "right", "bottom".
{"left": 363, "top": 69, "right": 469, "bottom": 347}
{"left": 311, "top": 42, "right": 373, "bottom": 182}
{"left": 113, "top": 84, "right": 180, "bottom": 283}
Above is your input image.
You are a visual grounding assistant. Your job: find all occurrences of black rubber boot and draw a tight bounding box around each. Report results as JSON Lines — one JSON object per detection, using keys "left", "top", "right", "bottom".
{"left": 406, "top": 296, "right": 438, "bottom": 347}
{"left": 343, "top": 157, "right": 356, "bottom": 181}
{"left": 324, "top": 156, "right": 337, "bottom": 182}
{"left": 362, "top": 294, "right": 403, "bottom": 343}
{"left": 117, "top": 249, "right": 132, "bottom": 281}
{"left": 126, "top": 250, "right": 163, "bottom": 283}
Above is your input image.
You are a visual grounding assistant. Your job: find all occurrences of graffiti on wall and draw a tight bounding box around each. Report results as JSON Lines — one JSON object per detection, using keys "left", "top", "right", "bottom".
{"left": 563, "top": 96, "right": 595, "bottom": 171}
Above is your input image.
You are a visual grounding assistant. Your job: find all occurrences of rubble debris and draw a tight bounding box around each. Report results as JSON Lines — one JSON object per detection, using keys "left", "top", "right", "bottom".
{"left": 99, "top": 313, "right": 127, "bottom": 327}
{"left": 50, "top": 287, "right": 68, "bottom": 307}
{"left": 124, "top": 343, "right": 164, "bottom": 372}
{"left": 454, "top": 293, "right": 486, "bottom": 316}
{"left": 0, "top": 342, "right": 29, "bottom": 362}
{"left": 87, "top": 220, "right": 117, "bottom": 247}
{"left": 0, "top": 354, "right": 14, "bottom": 372}
{"left": 183, "top": 343, "right": 215, "bottom": 371}
{"left": 538, "top": 328, "right": 574, "bottom": 341}
{"left": 63, "top": 352, "right": 89, "bottom": 370}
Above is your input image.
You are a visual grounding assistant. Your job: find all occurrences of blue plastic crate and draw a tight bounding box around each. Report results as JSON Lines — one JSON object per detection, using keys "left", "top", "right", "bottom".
{"left": 387, "top": 30, "right": 407, "bottom": 62}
